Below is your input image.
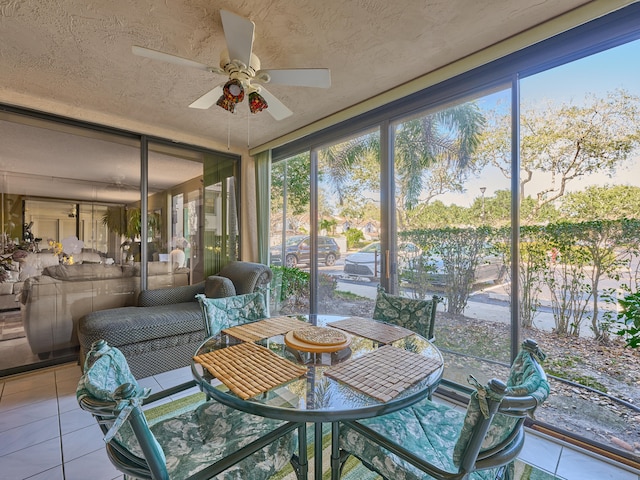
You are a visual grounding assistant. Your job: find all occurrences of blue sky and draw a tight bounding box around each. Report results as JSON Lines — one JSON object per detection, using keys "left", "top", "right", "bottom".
{"left": 440, "top": 38, "right": 640, "bottom": 207}
{"left": 521, "top": 38, "right": 640, "bottom": 101}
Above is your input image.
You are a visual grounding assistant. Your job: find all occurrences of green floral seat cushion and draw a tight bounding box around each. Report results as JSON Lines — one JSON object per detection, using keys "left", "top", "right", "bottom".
{"left": 78, "top": 340, "right": 295, "bottom": 480}
{"left": 116, "top": 400, "right": 295, "bottom": 480}
{"left": 197, "top": 292, "right": 268, "bottom": 337}
{"left": 372, "top": 288, "right": 436, "bottom": 339}
{"left": 339, "top": 341, "right": 550, "bottom": 480}
{"left": 339, "top": 397, "right": 502, "bottom": 480}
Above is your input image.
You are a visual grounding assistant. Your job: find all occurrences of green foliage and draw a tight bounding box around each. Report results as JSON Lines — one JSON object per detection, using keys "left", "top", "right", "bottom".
{"left": 345, "top": 228, "right": 364, "bottom": 249}
{"left": 513, "top": 233, "right": 552, "bottom": 328}
{"left": 560, "top": 185, "right": 640, "bottom": 221}
{"left": 400, "top": 218, "right": 640, "bottom": 337}
{"left": 544, "top": 366, "right": 608, "bottom": 393}
{"left": 102, "top": 207, "right": 160, "bottom": 240}
{"left": 616, "top": 291, "right": 640, "bottom": 348}
{"left": 401, "top": 225, "right": 493, "bottom": 314}
{"left": 548, "top": 355, "right": 581, "bottom": 369}
{"left": 404, "top": 200, "right": 473, "bottom": 229}
{"left": 271, "top": 154, "right": 311, "bottom": 216}
{"left": 319, "top": 133, "right": 380, "bottom": 207}
{"left": 270, "top": 266, "right": 309, "bottom": 301}
{"left": 319, "top": 218, "right": 338, "bottom": 235}
{"left": 318, "top": 273, "right": 338, "bottom": 299}
{"left": 477, "top": 89, "right": 640, "bottom": 219}
{"left": 399, "top": 254, "right": 439, "bottom": 300}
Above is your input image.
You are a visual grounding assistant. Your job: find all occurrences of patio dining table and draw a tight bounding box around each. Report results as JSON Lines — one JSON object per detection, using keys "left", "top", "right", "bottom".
{"left": 191, "top": 314, "right": 444, "bottom": 480}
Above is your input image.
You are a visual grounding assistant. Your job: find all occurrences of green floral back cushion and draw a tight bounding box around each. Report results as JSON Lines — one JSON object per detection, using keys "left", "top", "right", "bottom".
{"left": 372, "top": 289, "right": 435, "bottom": 338}
{"left": 452, "top": 343, "right": 550, "bottom": 467}
{"left": 197, "top": 292, "right": 267, "bottom": 337}
{"left": 76, "top": 341, "right": 162, "bottom": 463}
{"left": 77, "top": 340, "right": 146, "bottom": 402}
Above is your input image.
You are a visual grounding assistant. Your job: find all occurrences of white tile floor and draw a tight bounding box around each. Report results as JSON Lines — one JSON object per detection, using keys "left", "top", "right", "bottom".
{"left": 0, "top": 362, "right": 638, "bottom": 480}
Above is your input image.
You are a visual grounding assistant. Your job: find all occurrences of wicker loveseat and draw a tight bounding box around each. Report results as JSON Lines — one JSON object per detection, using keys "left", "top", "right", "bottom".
{"left": 77, "top": 261, "right": 272, "bottom": 378}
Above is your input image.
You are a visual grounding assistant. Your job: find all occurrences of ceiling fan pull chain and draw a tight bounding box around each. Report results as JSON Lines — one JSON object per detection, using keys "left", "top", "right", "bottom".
{"left": 227, "top": 114, "right": 231, "bottom": 151}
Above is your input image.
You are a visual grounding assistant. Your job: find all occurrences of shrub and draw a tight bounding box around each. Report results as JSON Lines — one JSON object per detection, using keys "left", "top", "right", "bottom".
{"left": 345, "top": 228, "right": 364, "bottom": 249}
{"left": 616, "top": 291, "right": 640, "bottom": 348}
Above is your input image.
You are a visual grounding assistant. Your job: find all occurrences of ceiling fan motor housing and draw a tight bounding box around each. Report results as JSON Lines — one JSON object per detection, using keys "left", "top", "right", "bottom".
{"left": 219, "top": 49, "right": 261, "bottom": 82}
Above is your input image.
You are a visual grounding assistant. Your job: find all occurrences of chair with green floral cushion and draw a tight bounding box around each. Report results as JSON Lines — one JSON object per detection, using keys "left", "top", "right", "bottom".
{"left": 77, "top": 339, "right": 299, "bottom": 480}
{"left": 372, "top": 286, "right": 440, "bottom": 341}
{"left": 196, "top": 291, "right": 268, "bottom": 338}
{"left": 338, "top": 339, "right": 550, "bottom": 480}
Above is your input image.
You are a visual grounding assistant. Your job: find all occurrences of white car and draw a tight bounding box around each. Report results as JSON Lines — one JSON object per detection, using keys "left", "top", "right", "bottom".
{"left": 420, "top": 251, "right": 506, "bottom": 286}
{"left": 343, "top": 242, "right": 421, "bottom": 278}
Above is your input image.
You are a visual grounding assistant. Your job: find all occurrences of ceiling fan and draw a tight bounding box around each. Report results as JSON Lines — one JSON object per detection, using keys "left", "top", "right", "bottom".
{"left": 132, "top": 9, "right": 331, "bottom": 121}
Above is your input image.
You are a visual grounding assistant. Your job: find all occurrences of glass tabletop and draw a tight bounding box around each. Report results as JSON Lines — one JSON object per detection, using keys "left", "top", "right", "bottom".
{"left": 191, "top": 314, "right": 444, "bottom": 423}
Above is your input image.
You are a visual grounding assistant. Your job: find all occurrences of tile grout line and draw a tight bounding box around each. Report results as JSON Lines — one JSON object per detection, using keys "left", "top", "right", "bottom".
{"left": 55, "top": 369, "right": 68, "bottom": 480}
{"left": 554, "top": 445, "right": 564, "bottom": 479}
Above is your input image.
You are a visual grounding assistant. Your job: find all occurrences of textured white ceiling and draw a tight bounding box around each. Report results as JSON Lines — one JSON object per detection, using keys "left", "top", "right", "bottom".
{"left": 0, "top": 0, "right": 597, "bottom": 153}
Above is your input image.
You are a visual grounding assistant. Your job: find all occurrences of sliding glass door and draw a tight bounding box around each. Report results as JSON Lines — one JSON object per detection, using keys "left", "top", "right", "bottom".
{"left": 269, "top": 153, "right": 311, "bottom": 314}
{"left": 0, "top": 110, "right": 239, "bottom": 376}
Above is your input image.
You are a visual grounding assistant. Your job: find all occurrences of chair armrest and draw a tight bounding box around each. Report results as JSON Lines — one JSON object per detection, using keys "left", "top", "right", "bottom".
{"left": 143, "top": 380, "right": 198, "bottom": 406}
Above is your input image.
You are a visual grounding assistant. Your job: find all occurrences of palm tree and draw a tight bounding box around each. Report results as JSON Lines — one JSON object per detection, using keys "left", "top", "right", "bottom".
{"left": 394, "top": 104, "right": 485, "bottom": 217}
{"left": 318, "top": 103, "right": 486, "bottom": 228}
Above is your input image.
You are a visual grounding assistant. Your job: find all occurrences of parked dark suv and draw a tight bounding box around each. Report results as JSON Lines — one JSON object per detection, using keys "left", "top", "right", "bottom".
{"left": 270, "top": 235, "right": 341, "bottom": 268}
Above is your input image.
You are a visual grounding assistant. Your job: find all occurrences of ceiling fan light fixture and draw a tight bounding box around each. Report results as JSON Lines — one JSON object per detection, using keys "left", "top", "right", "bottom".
{"left": 248, "top": 91, "right": 268, "bottom": 114}
{"left": 132, "top": 9, "right": 331, "bottom": 121}
{"left": 216, "top": 79, "right": 245, "bottom": 113}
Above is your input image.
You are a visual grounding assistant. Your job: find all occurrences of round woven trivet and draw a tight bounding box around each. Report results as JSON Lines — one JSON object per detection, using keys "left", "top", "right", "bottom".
{"left": 292, "top": 326, "right": 347, "bottom": 346}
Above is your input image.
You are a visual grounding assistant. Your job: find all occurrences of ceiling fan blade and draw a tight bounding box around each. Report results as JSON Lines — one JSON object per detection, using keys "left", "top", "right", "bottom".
{"left": 258, "top": 87, "right": 293, "bottom": 121}
{"left": 189, "top": 85, "right": 224, "bottom": 109}
{"left": 132, "top": 46, "right": 223, "bottom": 73}
{"left": 256, "top": 68, "right": 331, "bottom": 88}
{"left": 220, "top": 10, "right": 255, "bottom": 68}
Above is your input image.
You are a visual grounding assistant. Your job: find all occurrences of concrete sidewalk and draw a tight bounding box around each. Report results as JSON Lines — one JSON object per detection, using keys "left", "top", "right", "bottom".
{"left": 336, "top": 278, "right": 605, "bottom": 339}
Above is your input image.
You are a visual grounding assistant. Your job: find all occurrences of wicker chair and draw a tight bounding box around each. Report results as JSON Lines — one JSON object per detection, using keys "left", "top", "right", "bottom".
{"left": 338, "top": 339, "right": 550, "bottom": 480}
{"left": 77, "top": 340, "right": 298, "bottom": 480}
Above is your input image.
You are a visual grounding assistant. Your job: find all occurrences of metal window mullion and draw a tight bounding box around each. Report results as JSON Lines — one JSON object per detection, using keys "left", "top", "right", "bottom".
{"left": 140, "top": 136, "right": 148, "bottom": 291}
{"left": 309, "top": 149, "right": 319, "bottom": 314}
{"left": 510, "top": 75, "right": 521, "bottom": 362}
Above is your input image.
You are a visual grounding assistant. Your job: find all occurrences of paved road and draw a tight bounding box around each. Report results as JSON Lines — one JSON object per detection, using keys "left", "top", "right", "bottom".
{"left": 311, "top": 260, "right": 616, "bottom": 339}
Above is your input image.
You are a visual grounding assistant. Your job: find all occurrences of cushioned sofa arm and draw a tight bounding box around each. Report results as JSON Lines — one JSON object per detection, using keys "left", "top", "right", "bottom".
{"left": 137, "top": 282, "right": 205, "bottom": 307}
{"left": 204, "top": 276, "right": 237, "bottom": 298}
{"left": 216, "top": 261, "right": 272, "bottom": 294}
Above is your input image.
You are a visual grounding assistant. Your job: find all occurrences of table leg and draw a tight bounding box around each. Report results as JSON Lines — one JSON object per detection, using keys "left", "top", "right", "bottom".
{"left": 314, "top": 422, "right": 323, "bottom": 480}
{"left": 330, "top": 421, "right": 341, "bottom": 480}
{"left": 290, "top": 423, "right": 308, "bottom": 480}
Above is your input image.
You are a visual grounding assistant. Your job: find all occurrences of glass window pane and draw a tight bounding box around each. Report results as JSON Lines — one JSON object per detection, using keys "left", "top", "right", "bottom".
{"left": 393, "top": 88, "right": 513, "bottom": 385}
{"left": 202, "top": 153, "right": 239, "bottom": 277}
{"left": 0, "top": 113, "right": 141, "bottom": 373}
{"left": 317, "top": 131, "right": 380, "bottom": 316}
{"left": 269, "top": 153, "right": 311, "bottom": 315}
{"left": 148, "top": 142, "right": 204, "bottom": 287}
{"left": 519, "top": 38, "right": 640, "bottom": 458}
